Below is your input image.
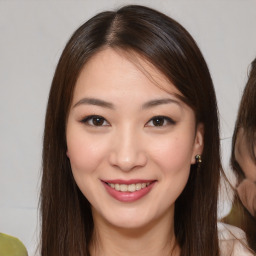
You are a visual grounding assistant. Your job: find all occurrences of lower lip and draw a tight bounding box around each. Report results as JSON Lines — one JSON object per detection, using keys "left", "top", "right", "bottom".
{"left": 102, "top": 182, "right": 156, "bottom": 202}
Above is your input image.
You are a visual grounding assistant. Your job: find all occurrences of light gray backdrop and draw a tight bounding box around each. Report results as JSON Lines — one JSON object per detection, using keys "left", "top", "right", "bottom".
{"left": 1, "top": 0, "right": 256, "bottom": 255}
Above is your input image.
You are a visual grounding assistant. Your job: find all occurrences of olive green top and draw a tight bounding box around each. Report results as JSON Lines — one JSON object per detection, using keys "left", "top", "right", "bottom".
{"left": 0, "top": 233, "right": 28, "bottom": 256}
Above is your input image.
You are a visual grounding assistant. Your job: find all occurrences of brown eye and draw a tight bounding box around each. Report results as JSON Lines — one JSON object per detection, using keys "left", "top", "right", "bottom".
{"left": 146, "top": 116, "right": 176, "bottom": 127}
{"left": 81, "top": 115, "right": 109, "bottom": 127}
{"left": 152, "top": 117, "right": 165, "bottom": 126}
{"left": 92, "top": 117, "right": 105, "bottom": 126}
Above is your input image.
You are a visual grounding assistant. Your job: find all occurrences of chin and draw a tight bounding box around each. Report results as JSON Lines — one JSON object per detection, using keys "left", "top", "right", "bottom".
{"left": 98, "top": 207, "right": 162, "bottom": 231}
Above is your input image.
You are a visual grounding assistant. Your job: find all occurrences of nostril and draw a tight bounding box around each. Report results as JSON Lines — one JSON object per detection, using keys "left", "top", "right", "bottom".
{"left": 108, "top": 151, "right": 147, "bottom": 171}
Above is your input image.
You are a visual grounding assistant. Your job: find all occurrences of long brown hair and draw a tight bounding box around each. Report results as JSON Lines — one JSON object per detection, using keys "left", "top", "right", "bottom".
{"left": 223, "top": 58, "right": 256, "bottom": 251}
{"left": 231, "top": 58, "right": 256, "bottom": 176}
{"left": 41, "top": 5, "right": 221, "bottom": 255}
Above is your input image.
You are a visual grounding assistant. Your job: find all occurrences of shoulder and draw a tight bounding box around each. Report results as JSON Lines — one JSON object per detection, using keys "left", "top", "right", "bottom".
{"left": 218, "top": 222, "right": 255, "bottom": 256}
{"left": 0, "top": 233, "right": 28, "bottom": 256}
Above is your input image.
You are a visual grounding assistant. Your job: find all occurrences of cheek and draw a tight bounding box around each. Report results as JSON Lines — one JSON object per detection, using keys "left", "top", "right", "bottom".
{"left": 66, "top": 131, "right": 110, "bottom": 202}
{"left": 149, "top": 135, "right": 193, "bottom": 210}
{"left": 66, "top": 131, "right": 107, "bottom": 175}
{"left": 150, "top": 134, "right": 194, "bottom": 174}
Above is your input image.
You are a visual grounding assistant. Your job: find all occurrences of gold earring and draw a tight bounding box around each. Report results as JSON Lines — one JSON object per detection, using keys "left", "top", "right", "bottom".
{"left": 195, "top": 154, "right": 202, "bottom": 164}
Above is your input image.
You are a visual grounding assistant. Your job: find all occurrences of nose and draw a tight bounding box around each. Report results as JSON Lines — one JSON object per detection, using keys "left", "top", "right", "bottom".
{"left": 108, "top": 128, "right": 147, "bottom": 172}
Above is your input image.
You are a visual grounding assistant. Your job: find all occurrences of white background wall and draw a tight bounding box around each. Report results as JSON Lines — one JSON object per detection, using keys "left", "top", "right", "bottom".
{"left": 1, "top": 0, "right": 256, "bottom": 255}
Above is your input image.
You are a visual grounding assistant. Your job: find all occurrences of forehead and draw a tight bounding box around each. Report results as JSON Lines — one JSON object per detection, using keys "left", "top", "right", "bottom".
{"left": 73, "top": 48, "right": 181, "bottom": 100}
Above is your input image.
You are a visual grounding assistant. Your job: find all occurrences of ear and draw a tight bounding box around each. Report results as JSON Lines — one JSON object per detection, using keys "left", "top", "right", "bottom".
{"left": 66, "top": 150, "right": 70, "bottom": 158}
{"left": 191, "top": 123, "right": 204, "bottom": 164}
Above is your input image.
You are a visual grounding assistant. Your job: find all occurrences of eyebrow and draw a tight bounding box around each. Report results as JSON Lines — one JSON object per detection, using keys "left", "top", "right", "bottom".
{"left": 72, "top": 97, "right": 181, "bottom": 110}
{"left": 142, "top": 98, "right": 181, "bottom": 109}
{"left": 73, "top": 98, "right": 114, "bottom": 109}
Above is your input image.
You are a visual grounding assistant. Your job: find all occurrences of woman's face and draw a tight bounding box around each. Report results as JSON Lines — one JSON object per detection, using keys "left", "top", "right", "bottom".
{"left": 235, "top": 127, "right": 256, "bottom": 181}
{"left": 66, "top": 48, "right": 203, "bottom": 229}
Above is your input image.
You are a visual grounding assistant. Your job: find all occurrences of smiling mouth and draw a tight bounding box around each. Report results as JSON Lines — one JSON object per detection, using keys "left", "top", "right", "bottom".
{"left": 102, "top": 180, "right": 156, "bottom": 202}
{"left": 106, "top": 182, "right": 153, "bottom": 192}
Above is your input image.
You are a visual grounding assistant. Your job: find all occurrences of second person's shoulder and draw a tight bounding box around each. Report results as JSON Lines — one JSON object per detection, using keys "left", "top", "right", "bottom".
{"left": 218, "top": 222, "right": 255, "bottom": 256}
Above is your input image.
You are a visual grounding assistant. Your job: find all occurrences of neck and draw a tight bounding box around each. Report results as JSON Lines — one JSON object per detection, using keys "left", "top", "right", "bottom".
{"left": 90, "top": 208, "right": 180, "bottom": 256}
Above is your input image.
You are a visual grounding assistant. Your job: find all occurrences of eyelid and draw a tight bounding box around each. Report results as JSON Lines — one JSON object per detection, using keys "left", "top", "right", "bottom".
{"left": 79, "top": 115, "right": 175, "bottom": 127}
{"left": 145, "top": 116, "right": 176, "bottom": 127}
{"left": 80, "top": 115, "right": 110, "bottom": 126}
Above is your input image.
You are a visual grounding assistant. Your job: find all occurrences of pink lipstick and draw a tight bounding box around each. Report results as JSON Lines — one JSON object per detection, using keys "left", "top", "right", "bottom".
{"left": 101, "top": 179, "right": 156, "bottom": 202}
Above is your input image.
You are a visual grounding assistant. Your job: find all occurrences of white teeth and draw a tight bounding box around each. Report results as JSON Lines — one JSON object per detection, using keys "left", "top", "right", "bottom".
{"left": 136, "top": 183, "right": 142, "bottom": 190}
{"left": 128, "top": 184, "right": 136, "bottom": 192}
{"left": 120, "top": 184, "right": 128, "bottom": 192}
{"left": 108, "top": 182, "right": 151, "bottom": 192}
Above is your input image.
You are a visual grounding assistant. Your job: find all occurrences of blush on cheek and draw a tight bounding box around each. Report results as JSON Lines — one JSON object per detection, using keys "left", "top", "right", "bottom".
{"left": 67, "top": 139, "right": 107, "bottom": 175}
{"left": 69, "top": 151, "right": 96, "bottom": 175}
{"left": 153, "top": 140, "right": 192, "bottom": 169}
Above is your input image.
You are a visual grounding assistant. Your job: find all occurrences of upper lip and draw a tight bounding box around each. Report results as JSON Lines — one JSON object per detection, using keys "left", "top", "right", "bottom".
{"left": 102, "top": 179, "right": 156, "bottom": 185}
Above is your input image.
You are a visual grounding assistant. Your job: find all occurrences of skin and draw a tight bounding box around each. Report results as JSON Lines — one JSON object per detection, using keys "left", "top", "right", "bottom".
{"left": 235, "top": 128, "right": 256, "bottom": 181}
{"left": 66, "top": 48, "right": 203, "bottom": 256}
{"left": 235, "top": 127, "right": 256, "bottom": 216}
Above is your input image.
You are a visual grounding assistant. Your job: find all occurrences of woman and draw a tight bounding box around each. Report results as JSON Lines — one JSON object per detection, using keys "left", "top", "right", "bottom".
{"left": 223, "top": 58, "right": 256, "bottom": 252}
{"left": 40, "top": 5, "right": 250, "bottom": 256}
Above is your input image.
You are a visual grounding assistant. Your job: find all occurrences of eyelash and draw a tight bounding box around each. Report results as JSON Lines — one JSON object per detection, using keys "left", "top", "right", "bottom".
{"left": 146, "top": 116, "right": 176, "bottom": 127}
{"left": 80, "top": 115, "right": 176, "bottom": 127}
{"left": 80, "top": 115, "right": 110, "bottom": 127}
